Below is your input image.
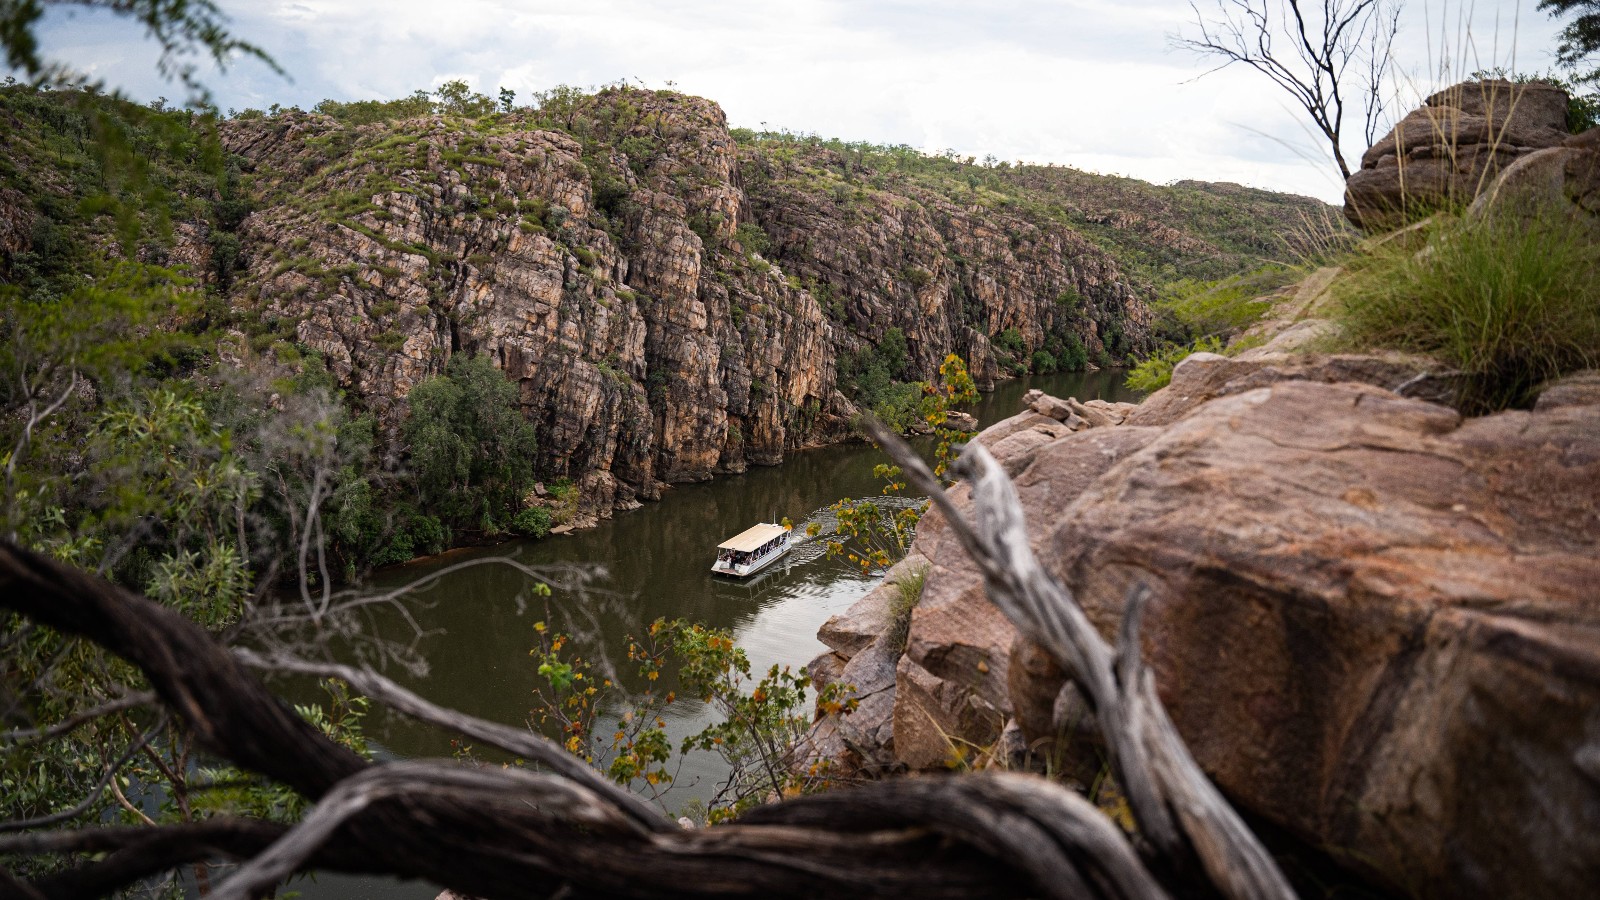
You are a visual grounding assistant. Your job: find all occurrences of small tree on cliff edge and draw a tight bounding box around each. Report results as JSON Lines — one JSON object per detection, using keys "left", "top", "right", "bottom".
{"left": 1174, "top": 0, "right": 1401, "bottom": 181}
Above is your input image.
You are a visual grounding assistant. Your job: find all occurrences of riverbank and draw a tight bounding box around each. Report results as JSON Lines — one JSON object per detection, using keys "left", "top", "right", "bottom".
{"left": 376, "top": 368, "right": 1139, "bottom": 570}
{"left": 282, "top": 368, "right": 1140, "bottom": 900}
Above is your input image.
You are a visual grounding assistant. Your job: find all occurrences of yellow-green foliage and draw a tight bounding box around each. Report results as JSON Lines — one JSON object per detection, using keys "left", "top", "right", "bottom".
{"left": 887, "top": 564, "right": 929, "bottom": 652}
{"left": 1334, "top": 208, "right": 1600, "bottom": 412}
{"left": 1125, "top": 335, "right": 1225, "bottom": 393}
{"left": 1158, "top": 266, "right": 1297, "bottom": 336}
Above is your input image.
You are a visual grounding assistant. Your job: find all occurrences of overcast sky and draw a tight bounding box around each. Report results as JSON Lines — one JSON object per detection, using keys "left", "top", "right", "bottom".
{"left": 28, "top": 0, "right": 1569, "bottom": 204}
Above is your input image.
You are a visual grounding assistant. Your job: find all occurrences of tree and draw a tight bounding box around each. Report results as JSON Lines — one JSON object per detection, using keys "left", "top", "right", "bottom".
{"left": 1175, "top": 0, "right": 1401, "bottom": 180}
{"left": 1541, "top": 0, "right": 1600, "bottom": 84}
{"left": 403, "top": 354, "right": 537, "bottom": 533}
{"left": 0, "top": 0, "right": 279, "bottom": 107}
{"left": 433, "top": 78, "right": 497, "bottom": 118}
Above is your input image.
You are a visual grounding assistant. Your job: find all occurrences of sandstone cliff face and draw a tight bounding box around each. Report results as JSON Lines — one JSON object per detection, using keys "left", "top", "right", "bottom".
{"left": 219, "top": 88, "right": 1175, "bottom": 512}
{"left": 742, "top": 147, "right": 1154, "bottom": 390}
{"left": 224, "top": 93, "right": 846, "bottom": 510}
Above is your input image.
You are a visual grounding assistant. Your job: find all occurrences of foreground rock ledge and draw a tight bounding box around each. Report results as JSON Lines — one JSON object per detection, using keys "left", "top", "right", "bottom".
{"left": 808, "top": 376, "right": 1600, "bottom": 898}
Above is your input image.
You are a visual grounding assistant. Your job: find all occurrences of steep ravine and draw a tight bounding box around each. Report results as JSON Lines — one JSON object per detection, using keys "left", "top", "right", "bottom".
{"left": 217, "top": 87, "right": 1325, "bottom": 517}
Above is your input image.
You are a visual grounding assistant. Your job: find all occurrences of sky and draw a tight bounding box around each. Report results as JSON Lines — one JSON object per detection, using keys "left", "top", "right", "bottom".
{"left": 25, "top": 0, "right": 1571, "bottom": 204}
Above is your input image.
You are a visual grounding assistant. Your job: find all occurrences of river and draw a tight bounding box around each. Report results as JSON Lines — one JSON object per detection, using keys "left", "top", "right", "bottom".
{"left": 288, "top": 369, "right": 1139, "bottom": 899}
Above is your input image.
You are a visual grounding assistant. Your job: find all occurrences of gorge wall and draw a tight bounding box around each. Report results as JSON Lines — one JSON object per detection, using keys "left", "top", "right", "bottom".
{"left": 213, "top": 87, "right": 1329, "bottom": 513}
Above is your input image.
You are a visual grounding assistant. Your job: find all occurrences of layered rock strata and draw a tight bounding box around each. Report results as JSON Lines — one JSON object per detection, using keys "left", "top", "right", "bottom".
{"left": 220, "top": 89, "right": 1166, "bottom": 513}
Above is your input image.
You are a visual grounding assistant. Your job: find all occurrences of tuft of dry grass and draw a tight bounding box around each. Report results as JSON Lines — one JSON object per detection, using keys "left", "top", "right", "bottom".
{"left": 1333, "top": 204, "right": 1600, "bottom": 412}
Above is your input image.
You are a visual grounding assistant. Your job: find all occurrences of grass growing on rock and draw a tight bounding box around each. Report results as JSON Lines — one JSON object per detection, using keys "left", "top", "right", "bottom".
{"left": 886, "top": 564, "right": 929, "bottom": 653}
{"left": 1333, "top": 208, "right": 1600, "bottom": 413}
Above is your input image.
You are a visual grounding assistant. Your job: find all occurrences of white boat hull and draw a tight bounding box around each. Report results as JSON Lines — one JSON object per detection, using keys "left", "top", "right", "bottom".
{"left": 711, "top": 538, "right": 790, "bottom": 577}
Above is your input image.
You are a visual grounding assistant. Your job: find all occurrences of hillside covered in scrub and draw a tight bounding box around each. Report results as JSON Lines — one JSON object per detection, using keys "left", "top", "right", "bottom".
{"left": 0, "top": 81, "right": 1339, "bottom": 570}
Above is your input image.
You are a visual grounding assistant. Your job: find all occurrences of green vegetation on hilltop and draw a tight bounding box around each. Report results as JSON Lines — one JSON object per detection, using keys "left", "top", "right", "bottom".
{"left": 729, "top": 127, "right": 1345, "bottom": 287}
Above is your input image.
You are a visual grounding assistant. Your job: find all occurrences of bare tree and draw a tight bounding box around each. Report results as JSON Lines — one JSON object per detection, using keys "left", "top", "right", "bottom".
{"left": 1175, "top": 0, "right": 1401, "bottom": 180}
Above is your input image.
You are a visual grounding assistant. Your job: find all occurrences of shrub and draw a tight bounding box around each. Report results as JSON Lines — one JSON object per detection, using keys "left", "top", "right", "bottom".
{"left": 511, "top": 506, "right": 552, "bottom": 538}
{"left": 1124, "top": 336, "right": 1224, "bottom": 393}
{"left": 1031, "top": 349, "right": 1058, "bottom": 373}
{"left": 1158, "top": 266, "right": 1292, "bottom": 337}
{"left": 404, "top": 355, "right": 538, "bottom": 532}
{"left": 868, "top": 381, "right": 925, "bottom": 433}
{"left": 545, "top": 478, "right": 579, "bottom": 526}
{"left": 1333, "top": 208, "right": 1600, "bottom": 412}
{"left": 993, "top": 327, "right": 1024, "bottom": 357}
{"left": 733, "top": 222, "right": 771, "bottom": 256}
{"left": 878, "top": 327, "right": 909, "bottom": 379}
{"left": 902, "top": 265, "right": 933, "bottom": 289}
{"left": 1051, "top": 332, "right": 1089, "bottom": 371}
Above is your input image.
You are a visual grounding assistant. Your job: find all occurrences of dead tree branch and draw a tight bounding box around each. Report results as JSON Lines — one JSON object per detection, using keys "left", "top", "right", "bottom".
{"left": 0, "top": 405, "right": 1294, "bottom": 900}
{"left": 1174, "top": 0, "right": 1398, "bottom": 180}
{"left": 230, "top": 649, "right": 670, "bottom": 835}
{"left": 864, "top": 418, "right": 1294, "bottom": 900}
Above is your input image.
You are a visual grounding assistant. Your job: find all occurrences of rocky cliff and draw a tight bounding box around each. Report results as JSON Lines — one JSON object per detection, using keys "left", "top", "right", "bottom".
{"left": 223, "top": 94, "right": 841, "bottom": 511}
{"left": 0, "top": 84, "right": 1339, "bottom": 519}
{"left": 211, "top": 86, "right": 1330, "bottom": 514}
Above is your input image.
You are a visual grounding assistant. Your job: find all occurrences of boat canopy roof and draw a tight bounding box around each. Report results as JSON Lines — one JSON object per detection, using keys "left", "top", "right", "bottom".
{"left": 718, "top": 523, "right": 788, "bottom": 552}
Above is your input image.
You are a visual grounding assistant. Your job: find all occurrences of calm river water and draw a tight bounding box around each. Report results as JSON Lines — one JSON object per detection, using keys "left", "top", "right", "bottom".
{"left": 289, "top": 370, "right": 1138, "bottom": 899}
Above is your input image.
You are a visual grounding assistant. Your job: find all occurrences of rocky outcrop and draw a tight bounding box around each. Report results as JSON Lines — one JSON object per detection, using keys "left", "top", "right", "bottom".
{"left": 1123, "top": 348, "right": 1458, "bottom": 426}
{"left": 808, "top": 371, "right": 1600, "bottom": 897}
{"left": 225, "top": 96, "right": 848, "bottom": 511}
{"left": 220, "top": 88, "right": 1174, "bottom": 514}
{"left": 1345, "top": 79, "right": 1573, "bottom": 230}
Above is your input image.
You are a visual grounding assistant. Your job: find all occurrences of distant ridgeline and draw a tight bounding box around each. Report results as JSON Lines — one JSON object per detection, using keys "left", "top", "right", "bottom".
{"left": 0, "top": 82, "right": 1339, "bottom": 561}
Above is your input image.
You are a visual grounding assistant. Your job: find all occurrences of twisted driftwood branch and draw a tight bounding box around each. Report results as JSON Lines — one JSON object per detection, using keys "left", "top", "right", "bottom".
{"left": 865, "top": 418, "right": 1293, "bottom": 900}
{"left": 1, "top": 411, "right": 1291, "bottom": 900}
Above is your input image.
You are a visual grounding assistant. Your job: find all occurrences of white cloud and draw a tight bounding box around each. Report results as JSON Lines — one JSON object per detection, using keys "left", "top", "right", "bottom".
{"left": 27, "top": 0, "right": 1563, "bottom": 204}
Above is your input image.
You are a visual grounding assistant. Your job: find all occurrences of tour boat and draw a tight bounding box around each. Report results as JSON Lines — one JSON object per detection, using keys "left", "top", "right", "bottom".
{"left": 711, "top": 523, "right": 791, "bottom": 577}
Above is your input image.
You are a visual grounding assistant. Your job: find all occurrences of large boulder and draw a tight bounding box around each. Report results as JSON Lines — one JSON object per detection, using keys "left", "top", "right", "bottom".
{"left": 1049, "top": 380, "right": 1600, "bottom": 897}
{"left": 1345, "top": 79, "right": 1571, "bottom": 231}
{"left": 812, "top": 374, "right": 1600, "bottom": 897}
{"left": 891, "top": 422, "right": 1164, "bottom": 769}
{"left": 1123, "top": 349, "right": 1454, "bottom": 427}
{"left": 1467, "top": 128, "right": 1600, "bottom": 236}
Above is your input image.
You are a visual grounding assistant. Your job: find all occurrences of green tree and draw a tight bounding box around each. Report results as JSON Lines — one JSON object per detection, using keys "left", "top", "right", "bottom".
{"left": 816, "top": 354, "right": 978, "bottom": 573}
{"left": 433, "top": 78, "right": 497, "bottom": 117}
{"left": 1542, "top": 0, "right": 1600, "bottom": 84}
{"left": 404, "top": 354, "right": 538, "bottom": 533}
{"left": 0, "top": 0, "right": 279, "bottom": 106}
{"left": 878, "top": 327, "right": 909, "bottom": 379}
